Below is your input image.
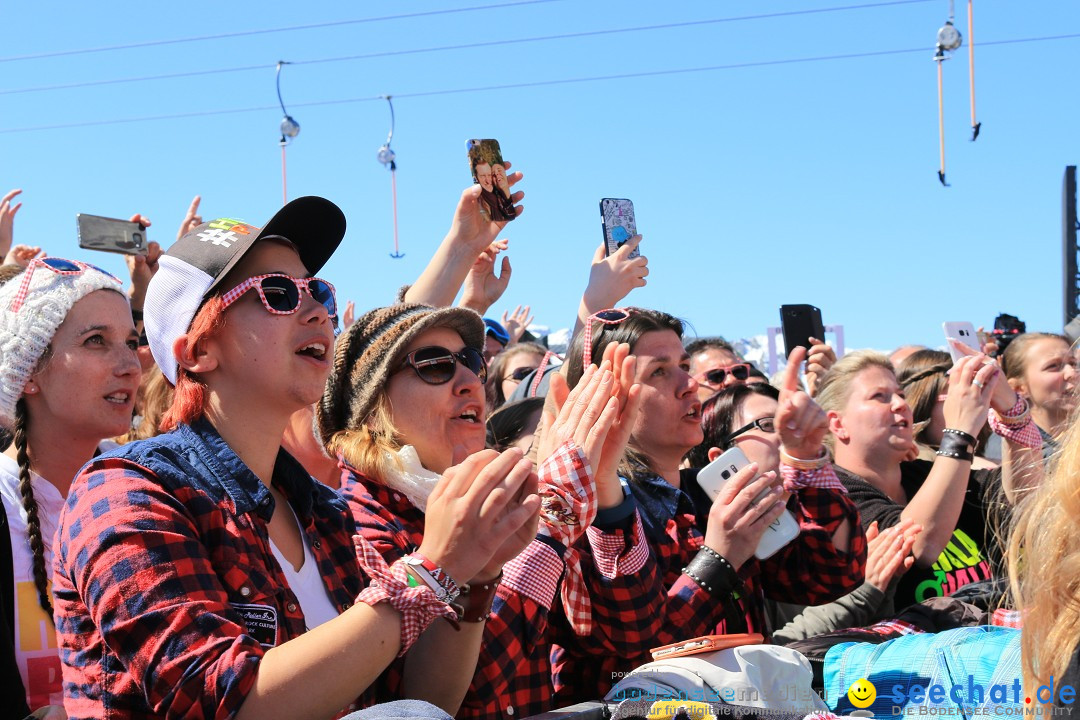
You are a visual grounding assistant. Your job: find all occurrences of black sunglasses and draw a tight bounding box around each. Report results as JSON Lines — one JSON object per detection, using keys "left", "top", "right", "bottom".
{"left": 397, "top": 346, "right": 488, "bottom": 385}
{"left": 703, "top": 363, "right": 751, "bottom": 387}
{"left": 719, "top": 416, "right": 776, "bottom": 447}
{"left": 504, "top": 366, "right": 536, "bottom": 383}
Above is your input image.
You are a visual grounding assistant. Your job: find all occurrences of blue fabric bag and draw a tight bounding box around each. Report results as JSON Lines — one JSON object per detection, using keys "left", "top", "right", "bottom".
{"left": 823, "top": 626, "right": 1023, "bottom": 718}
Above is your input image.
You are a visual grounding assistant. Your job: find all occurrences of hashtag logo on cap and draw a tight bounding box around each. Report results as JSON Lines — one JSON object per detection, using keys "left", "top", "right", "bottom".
{"left": 196, "top": 228, "right": 238, "bottom": 248}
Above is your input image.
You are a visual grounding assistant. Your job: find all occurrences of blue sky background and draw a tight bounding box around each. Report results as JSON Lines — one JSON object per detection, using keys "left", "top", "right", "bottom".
{"left": 3, "top": 0, "right": 1078, "bottom": 352}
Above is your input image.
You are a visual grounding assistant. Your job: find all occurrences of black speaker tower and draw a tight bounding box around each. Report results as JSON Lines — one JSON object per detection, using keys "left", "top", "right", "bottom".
{"left": 1065, "top": 166, "right": 1079, "bottom": 326}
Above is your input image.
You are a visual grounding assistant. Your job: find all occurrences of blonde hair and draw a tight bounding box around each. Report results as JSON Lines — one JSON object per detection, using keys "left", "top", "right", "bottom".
{"left": 1009, "top": 411, "right": 1080, "bottom": 690}
{"left": 116, "top": 366, "right": 173, "bottom": 443}
{"left": 814, "top": 350, "right": 895, "bottom": 448}
{"left": 323, "top": 393, "right": 404, "bottom": 481}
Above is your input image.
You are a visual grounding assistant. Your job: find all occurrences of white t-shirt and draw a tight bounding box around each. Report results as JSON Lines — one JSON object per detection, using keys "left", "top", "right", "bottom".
{"left": 268, "top": 503, "right": 338, "bottom": 631}
{"left": 0, "top": 451, "right": 65, "bottom": 710}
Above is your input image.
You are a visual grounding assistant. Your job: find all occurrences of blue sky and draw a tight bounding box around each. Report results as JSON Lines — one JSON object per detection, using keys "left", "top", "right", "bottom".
{"left": 3, "top": 0, "right": 1078, "bottom": 352}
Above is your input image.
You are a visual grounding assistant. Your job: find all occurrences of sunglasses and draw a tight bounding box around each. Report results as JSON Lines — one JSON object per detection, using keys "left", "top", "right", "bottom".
{"left": 397, "top": 345, "right": 488, "bottom": 385}
{"left": 504, "top": 365, "right": 537, "bottom": 383}
{"left": 221, "top": 273, "right": 337, "bottom": 319}
{"left": 582, "top": 308, "right": 635, "bottom": 369}
{"left": 9, "top": 257, "right": 121, "bottom": 313}
{"left": 720, "top": 416, "right": 777, "bottom": 447}
{"left": 700, "top": 363, "right": 751, "bottom": 387}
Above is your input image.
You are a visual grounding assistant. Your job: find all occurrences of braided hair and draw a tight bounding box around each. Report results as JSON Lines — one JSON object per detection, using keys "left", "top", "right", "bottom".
{"left": 13, "top": 397, "right": 52, "bottom": 619}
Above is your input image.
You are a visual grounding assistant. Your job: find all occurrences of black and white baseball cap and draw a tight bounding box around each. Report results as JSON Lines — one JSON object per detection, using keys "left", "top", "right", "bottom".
{"left": 145, "top": 196, "right": 346, "bottom": 385}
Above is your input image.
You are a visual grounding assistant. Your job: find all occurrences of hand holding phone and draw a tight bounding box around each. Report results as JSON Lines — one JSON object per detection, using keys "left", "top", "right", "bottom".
{"left": 466, "top": 139, "right": 517, "bottom": 222}
{"left": 780, "top": 304, "right": 825, "bottom": 356}
{"left": 942, "top": 321, "right": 980, "bottom": 363}
{"left": 698, "top": 448, "right": 799, "bottom": 562}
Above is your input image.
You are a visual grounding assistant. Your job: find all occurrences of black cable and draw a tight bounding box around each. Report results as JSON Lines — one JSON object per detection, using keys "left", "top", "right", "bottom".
{"left": 0, "top": 0, "right": 564, "bottom": 63}
{"left": 2, "top": 31, "right": 1078, "bottom": 135}
{"left": 0, "top": 0, "right": 936, "bottom": 97}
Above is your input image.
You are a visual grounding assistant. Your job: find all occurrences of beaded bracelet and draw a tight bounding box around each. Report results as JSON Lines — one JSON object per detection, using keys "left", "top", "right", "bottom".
{"left": 683, "top": 546, "right": 742, "bottom": 597}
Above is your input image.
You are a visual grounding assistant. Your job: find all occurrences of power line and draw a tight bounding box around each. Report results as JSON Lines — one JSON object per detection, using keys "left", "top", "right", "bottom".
{"left": 3, "top": 31, "right": 1078, "bottom": 135}
{"left": 0, "top": 0, "right": 563, "bottom": 64}
{"left": 0, "top": 0, "right": 936, "bottom": 97}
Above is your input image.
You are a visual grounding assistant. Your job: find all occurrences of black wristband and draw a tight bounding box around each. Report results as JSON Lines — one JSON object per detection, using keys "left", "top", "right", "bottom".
{"left": 131, "top": 309, "right": 143, "bottom": 322}
{"left": 683, "top": 546, "right": 742, "bottom": 598}
{"left": 937, "top": 430, "right": 974, "bottom": 461}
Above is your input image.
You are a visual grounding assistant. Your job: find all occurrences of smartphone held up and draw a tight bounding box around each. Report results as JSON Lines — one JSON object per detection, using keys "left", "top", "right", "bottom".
{"left": 77, "top": 213, "right": 148, "bottom": 256}
{"left": 599, "top": 198, "right": 640, "bottom": 258}
{"left": 466, "top": 139, "right": 517, "bottom": 222}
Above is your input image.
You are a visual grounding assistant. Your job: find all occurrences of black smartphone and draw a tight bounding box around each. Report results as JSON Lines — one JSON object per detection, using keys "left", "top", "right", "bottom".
{"left": 77, "top": 213, "right": 147, "bottom": 255}
{"left": 599, "top": 198, "right": 640, "bottom": 258}
{"left": 466, "top": 139, "right": 516, "bottom": 222}
{"left": 780, "top": 304, "right": 824, "bottom": 356}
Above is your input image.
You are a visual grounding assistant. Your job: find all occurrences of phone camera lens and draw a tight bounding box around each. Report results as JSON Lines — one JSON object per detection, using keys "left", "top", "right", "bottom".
{"left": 721, "top": 470, "right": 730, "bottom": 479}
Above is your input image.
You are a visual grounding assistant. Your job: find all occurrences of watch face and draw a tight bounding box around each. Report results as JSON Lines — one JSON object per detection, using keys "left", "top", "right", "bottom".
{"left": 937, "top": 23, "right": 962, "bottom": 50}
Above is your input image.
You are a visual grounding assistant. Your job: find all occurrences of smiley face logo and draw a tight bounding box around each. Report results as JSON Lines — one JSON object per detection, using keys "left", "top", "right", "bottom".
{"left": 847, "top": 678, "right": 876, "bottom": 709}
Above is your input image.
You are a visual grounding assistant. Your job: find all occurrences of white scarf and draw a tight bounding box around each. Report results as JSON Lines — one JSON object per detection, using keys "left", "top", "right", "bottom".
{"left": 379, "top": 445, "right": 441, "bottom": 512}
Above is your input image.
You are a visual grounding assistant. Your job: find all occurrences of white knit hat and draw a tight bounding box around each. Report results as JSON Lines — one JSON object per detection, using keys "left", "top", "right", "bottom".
{"left": 0, "top": 259, "right": 125, "bottom": 429}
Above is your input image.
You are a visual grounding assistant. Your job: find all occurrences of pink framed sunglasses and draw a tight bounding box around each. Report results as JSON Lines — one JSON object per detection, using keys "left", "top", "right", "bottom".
{"left": 581, "top": 308, "right": 635, "bottom": 369}
{"left": 9, "top": 257, "right": 121, "bottom": 313}
{"left": 221, "top": 273, "right": 338, "bottom": 319}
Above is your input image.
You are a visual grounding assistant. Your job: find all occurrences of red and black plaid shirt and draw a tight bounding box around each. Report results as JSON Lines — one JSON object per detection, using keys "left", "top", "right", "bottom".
{"left": 53, "top": 420, "right": 369, "bottom": 720}
{"left": 551, "top": 462, "right": 866, "bottom": 704}
{"left": 341, "top": 442, "right": 659, "bottom": 720}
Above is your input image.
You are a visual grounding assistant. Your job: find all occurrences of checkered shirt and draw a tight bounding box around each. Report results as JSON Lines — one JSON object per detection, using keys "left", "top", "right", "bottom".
{"left": 52, "top": 420, "right": 369, "bottom": 720}
{"left": 340, "top": 441, "right": 658, "bottom": 720}
{"left": 551, "top": 461, "right": 866, "bottom": 704}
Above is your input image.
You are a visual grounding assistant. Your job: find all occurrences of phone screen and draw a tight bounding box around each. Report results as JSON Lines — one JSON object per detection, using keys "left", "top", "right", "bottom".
{"left": 599, "top": 198, "right": 639, "bottom": 258}
{"left": 466, "top": 139, "right": 516, "bottom": 222}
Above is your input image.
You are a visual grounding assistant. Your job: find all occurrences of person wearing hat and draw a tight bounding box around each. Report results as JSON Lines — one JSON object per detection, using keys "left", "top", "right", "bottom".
{"left": 52, "top": 199, "right": 536, "bottom": 720}
{"left": 0, "top": 256, "right": 141, "bottom": 717}
{"left": 317, "top": 305, "right": 658, "bottom": 720}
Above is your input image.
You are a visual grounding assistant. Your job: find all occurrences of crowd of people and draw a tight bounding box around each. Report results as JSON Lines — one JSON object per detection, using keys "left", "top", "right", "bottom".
{"left": 0, "top": 177, "right": 1077, "bottom": 720}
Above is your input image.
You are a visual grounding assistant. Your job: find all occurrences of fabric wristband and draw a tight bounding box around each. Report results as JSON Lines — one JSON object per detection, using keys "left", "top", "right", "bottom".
{"left": 683, "top": 545, "right": 742, "bottom": 598}
{"left": 988, "top": 396, "right": 1043, "bottom": 449}
{"left": 453, "top": 573, "right": 502, "bottom": 623}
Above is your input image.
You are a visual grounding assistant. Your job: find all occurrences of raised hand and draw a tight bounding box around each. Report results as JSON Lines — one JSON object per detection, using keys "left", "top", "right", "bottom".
{"left": 703, "top": 462, "right": 787, "bottom": 570}
{"left": 0, "top": 188, "right": 23, "bottom": 259}
{"left": 177, "top": 195, "right": 203, "bottom": 241}
{"left": 418, "top": 448, "right": 539, "bottom": 585}
{"left": 777, "top": 346, "right": 830, "bottom": 459}
{"left": 947, "top": 337, "right": 1016, "bottom": 414}
{"left": 452, "top": 163, "right": 522, "bottom": 256}
{"left": 501, "top": 304, "right": 534, "bottom": 345}
{"left": 581, "top": 236, "right": 648, "bottom": 317}
{"left": 342, "top": 300, "right": 356, "bottom": 329}
{"left": 804, "top": 337, "right": 836, "bottom": 397}
{"left": 4, "top": 244, "right": 42, "bottom": 268}
{"left": 942, "top": 352, "right": 1000, "bottom": 436}
{"left": 124, "top": 212, "right": 160, "bottom": 311}
{"left": 459, "top": 239, "right": 511, "bottom": 315}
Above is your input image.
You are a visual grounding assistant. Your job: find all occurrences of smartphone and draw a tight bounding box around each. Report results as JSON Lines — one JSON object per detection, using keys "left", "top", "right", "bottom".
{"left": 650, "top": 633, "right": 765, "bottom": 661}
{"left": 780, "top": 304, "right": 825, "bottom": 356}
{"left": 697, "top": 447, "right": 800, "bottom": 561}
{"left": 599, "top": 198, "right": 640, "bottom": 258}
{"left": 77, "top": 213, "right": 147, "bottom": 256}
{"left": 943, "top": 321, "right": 980, "bottom": 363}
{"left": 466, "top": 139, "right": 516, "bottom": 222}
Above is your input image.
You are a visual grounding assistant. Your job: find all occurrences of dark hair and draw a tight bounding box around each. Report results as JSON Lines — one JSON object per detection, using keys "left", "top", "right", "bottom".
{"left": 14, "top": 398, "right": 52, "bottom": 618}
{"left": 486, "top": 342, "right": 547, "bottom": 412}
{"left": 565, "top": 307, "right": 686, "bottom": 479}
{"left": 486, "top": 397, "right": 545, "bottom": 451}
{"left": 684, "top": 383, "right": 780, "bottom": 469}
{"left": 565, "top": 307, "right": 685, "bottom": 389}
{"left": 896, "top": 349, "right": 952, "bottom": 446}
{"left": 684, "top": 336, "right": 737, "bottom": 358}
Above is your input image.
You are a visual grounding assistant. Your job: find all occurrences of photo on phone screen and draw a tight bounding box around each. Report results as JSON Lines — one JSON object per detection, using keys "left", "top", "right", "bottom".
{"left": 780, "top": 304, "right": 825, "bottom": 356}
{"left": 76, "top": 213, "right": 147, "bottom": 256}
{"left": 599, "top": 198, "right": 639, "bottom": 258}
{"left": 466, "top": 139, "right": 516, "bottom": 222}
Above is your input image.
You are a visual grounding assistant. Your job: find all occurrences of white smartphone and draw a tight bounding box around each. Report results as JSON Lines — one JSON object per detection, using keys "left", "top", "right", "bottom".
{"left": 697, "top": 447, "right": 800, "bottom": 561}
{"left": 942, "top": 321, "right": 980, "bottom": 363}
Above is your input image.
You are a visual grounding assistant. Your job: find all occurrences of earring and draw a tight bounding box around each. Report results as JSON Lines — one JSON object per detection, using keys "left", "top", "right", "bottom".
{"left": 24, "top": 384, "right": 38, "bottom": 395}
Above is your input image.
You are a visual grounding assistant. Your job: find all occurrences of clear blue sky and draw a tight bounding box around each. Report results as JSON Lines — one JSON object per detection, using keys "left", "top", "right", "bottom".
{"left": 3, "top": 0, "right": 1078, "bottom": 352}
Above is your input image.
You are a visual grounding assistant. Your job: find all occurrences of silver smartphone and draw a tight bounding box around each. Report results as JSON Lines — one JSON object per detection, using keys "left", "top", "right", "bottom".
{"left": 77, "top": 213, "right": 147, "bottom": 256}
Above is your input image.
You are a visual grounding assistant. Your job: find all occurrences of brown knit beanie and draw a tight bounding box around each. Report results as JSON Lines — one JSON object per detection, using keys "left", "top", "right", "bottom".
{"left": 316, "top": 303, "right": 485, "bottom": 445}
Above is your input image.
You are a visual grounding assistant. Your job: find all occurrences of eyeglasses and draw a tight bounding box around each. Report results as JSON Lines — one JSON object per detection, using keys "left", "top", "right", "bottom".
{"left": 719, "top": 416, "right": 776, "bottom": 446}
{"left": 221, "top": 273, "right": 337, "bottom": 319}
{"left": 9, "top": 257, "right": 121, "bottom": 313}
{"left": 700, "top": 363, "right": 751, "bottom": 388}
{"left": 397, "top": 345, "right": 488, "bottom": 385}
{"left": 504, "top": 365, "right": 537, "bottom": 383}
{"left": 582, "top": 308, "right": 634, "bottom": 368}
